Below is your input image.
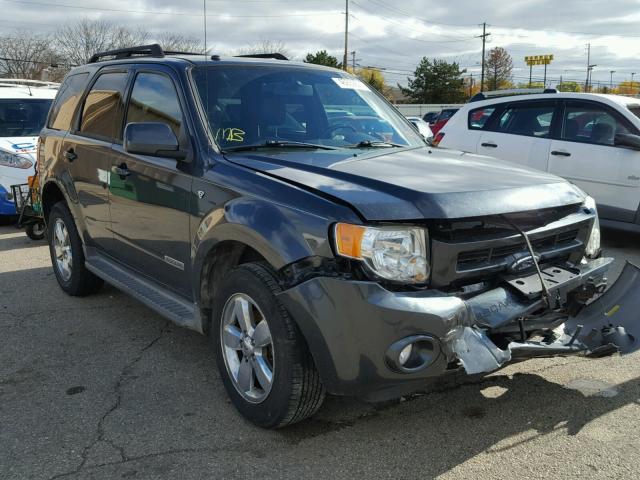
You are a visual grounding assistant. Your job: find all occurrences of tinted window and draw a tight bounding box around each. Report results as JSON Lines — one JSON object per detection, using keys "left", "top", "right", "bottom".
{"left": 438, "top": 109, "right": 458, "bottom": 121}
{"left": 495, "top": 102, "right": 555, "bottom": 137}
{"left": 80, "top": 72, "right": 128, "bottom": 141}
{"left": 0, "top": 99, "right": 52, "bottom": 137}
{"left": 48, "top": 73, "right": 89, "bottom": 130}
{"left": 562, "top": 103, "right": 630, "bottom": 146}
{"left": 126, "top": 73, "right": 184, "bottom": 138}
{"left": 192, "top": 66, "right": 423, "bottom": 150}
{"left": 628, "top": 105, "right": 640, "bottom": 120}
{"left": 468, "top": 106, "right": 495, "bottom": 130}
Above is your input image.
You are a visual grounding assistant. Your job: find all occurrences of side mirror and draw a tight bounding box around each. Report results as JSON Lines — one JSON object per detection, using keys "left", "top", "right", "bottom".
{"left": 124, "top": 122, "right": 188, "bottom": 160}
{"left": 614, "top": 133, "right": 640, "bottom": 151}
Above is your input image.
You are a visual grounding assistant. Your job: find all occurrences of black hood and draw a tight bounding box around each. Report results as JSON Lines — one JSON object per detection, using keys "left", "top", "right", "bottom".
{"left": 226, "top": 146, "right": 585, "bottom": 220}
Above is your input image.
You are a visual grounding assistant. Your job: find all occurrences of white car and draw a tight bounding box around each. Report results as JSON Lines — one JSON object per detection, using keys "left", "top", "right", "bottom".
{"left": 0, "top": 79, "right": 58, "bottom": 217}
{"left": 437, "top": 90, "right": 640, "bottom": 232}
{"left": 405, "top": 116, "right": 433, "bottom": 142}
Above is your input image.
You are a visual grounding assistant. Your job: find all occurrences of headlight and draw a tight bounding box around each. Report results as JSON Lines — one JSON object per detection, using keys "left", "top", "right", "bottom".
{"left": 583, "top": 195, "right": 601, "bottom": 258}
{"left": 334, "top": 223, "right": 429, "bottom": 283}
{"left": 0, "top": 150, "right": 33, "bottom": 169}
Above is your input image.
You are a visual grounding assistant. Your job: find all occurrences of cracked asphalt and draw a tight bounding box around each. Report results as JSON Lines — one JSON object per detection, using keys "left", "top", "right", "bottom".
{"left": 1, "top": 224, "right": 640, "bottom": 480}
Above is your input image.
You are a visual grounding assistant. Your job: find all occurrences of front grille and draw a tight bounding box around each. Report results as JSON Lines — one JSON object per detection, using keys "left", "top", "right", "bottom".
{"left": 429, "top": 210, "right": 593, "bottom": 288}
{"left": 457, "top": 229, "right": 579, "bottom": 271}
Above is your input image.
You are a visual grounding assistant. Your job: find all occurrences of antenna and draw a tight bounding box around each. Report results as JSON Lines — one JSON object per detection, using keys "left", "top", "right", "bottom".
{"left": 203, "top": 0, "right": 208, "bottom": 58}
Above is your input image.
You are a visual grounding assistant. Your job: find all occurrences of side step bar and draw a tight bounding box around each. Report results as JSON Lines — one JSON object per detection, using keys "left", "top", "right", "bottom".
{"left": 84, "top": 249, "right": 203, "bottom": 333}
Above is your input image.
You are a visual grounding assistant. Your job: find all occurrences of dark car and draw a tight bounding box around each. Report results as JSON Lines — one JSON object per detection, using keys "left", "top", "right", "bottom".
{"left": 422, "top": 111, "right": 438, "bottom": 124}
{"left": 430, "top": 108, "right": 459, "bottom": 135}
{"left": 39, "top": 45, "right": 639, "bottom": 428}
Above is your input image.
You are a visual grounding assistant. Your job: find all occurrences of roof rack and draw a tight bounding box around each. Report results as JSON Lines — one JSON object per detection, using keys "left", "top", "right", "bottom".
{"left": 89, "top": 44, "right": 165, "bottom": 63}
{"left": 0, "top": 78, "right": 60, "bottom": 88}
{"left": 234, "top": 53, "right": 289, "bottom": 61}
{"left": 469, "top": 88, "right": 558, "bottom": 103}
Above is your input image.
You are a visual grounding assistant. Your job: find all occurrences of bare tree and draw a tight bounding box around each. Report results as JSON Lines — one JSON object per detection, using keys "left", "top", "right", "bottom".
{"left": 55, "top": 18, "right": 149, "bottom": 65}
{"left": 237, "top": 39, "right": 291, "bottom": 59}
{"left": 0, "top": 32, "right": 57, "bottom": 79}
{"left": 156, "top": 32, "right": 204, "bottom": 53}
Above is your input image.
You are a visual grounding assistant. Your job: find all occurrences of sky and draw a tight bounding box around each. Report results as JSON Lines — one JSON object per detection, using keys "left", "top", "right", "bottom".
{"left": 1, "top": 0, "right": 639, "bottom": 87}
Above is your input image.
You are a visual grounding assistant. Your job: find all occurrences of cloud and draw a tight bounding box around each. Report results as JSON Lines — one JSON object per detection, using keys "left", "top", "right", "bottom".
{"left": 1, "top": 0, "right": 638, "bottom": 86}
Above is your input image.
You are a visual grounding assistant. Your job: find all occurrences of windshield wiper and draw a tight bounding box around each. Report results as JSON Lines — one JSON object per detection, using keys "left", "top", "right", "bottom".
{"left": 223, "top": 140, "right": 339, "bottom": 153}
{"left": 347, "top": 140, "right": 405, "bottom": 148}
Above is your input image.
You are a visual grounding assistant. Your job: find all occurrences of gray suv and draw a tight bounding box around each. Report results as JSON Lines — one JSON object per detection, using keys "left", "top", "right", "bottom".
{"left": 38, "top": 45, "right": 640, "bottom": 428}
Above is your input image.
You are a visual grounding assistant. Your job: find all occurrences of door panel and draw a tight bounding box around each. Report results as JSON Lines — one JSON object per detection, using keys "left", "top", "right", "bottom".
{"left": 108, "top": 147, "right": 192, "bottom": 295}
{"left": 548, "top": 100, "right": 640, "bottom": 218}
{"left": 476, "top": 100, "right": 556, "bottom": 171}
{"left": 107, "top": 69, "right": 193, "bottom": 296}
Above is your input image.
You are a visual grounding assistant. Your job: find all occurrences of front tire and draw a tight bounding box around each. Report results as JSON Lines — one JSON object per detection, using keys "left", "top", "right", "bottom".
{"left": 47, "top": 202, "right": 103, "bottom": 296}
{"left": 211, "top": 262, "right": 325, "bottom": 428}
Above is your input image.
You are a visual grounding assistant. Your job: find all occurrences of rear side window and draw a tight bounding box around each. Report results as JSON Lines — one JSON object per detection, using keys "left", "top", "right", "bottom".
{"left": 79, "top": 72, "right": 128, "bottom": 141}
{"left": 47, "top": 73, "right": 89, "bottom": 130}
{"left": 468, "top": 106, "right": 495, "bottom": 130}
{"left": 495, "top": 102, "right": 555, "bottom": 138}
{"left": 125, "top": 73, "right": 184, "bottom": 138}
{"left": 626, "top": 105, "right": 640, "bottom": 121}
{"left": 0, "top": 99, "right": 52, "bottom": 137}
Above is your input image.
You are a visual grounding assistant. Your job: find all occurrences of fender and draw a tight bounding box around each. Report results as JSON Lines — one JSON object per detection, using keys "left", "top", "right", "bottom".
{"left": 191, "top": 195, "right": 336, "bottom": 304}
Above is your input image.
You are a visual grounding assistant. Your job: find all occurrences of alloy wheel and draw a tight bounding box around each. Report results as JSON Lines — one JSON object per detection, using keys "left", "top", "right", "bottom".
{"left": 53, "top": 218, "right": 72, "bottom": 282}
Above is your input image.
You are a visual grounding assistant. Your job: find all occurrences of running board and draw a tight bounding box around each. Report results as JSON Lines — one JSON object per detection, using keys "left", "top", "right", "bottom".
{"left": 84, "top": 249, "right": 203, "bottom": 333}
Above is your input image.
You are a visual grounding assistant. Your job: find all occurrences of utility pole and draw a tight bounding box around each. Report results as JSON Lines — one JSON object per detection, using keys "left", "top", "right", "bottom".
{"left": 351, "top": 51, "right": 356, "bottom": 71}
{"left": 585, "top": 43, "right": 590, "bottom": 92}
{"left": 477, "top": 22, "right": 490, "bottom": 92}
{"left": 610, "top": 70, "right": 616, "bottom": 90}
{"left": 632, "top": 72, "right": 636, "bottom": 93}
{"left": 343, "top": 0, "right": 349, "bottom": 71}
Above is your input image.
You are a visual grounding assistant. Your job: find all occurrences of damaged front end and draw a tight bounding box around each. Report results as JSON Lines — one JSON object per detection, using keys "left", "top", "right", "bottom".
{"left": 448, "top": 260, "right": 640, "bottom": 375}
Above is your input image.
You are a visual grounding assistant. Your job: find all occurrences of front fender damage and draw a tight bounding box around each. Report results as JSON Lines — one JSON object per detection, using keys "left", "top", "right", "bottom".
{"left": 450, "top": 262, "right": 640, "bottom": 375}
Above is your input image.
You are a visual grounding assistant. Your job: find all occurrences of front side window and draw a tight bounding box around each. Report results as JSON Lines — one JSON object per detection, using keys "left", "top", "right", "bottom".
{"left": 468, "top": 106, "right": 495, "bottom": 130}
{"left": 48, "top": 73, "right": 89, "bottom": 131}
{"left": 79, "top": 72, "right": 128, "bottom": 141}
{"left": 192, "top": 66, "right": 423, "bottom": 151}
{"left": 495, "top": 102, "right": 555, "bottom": 138}
{"left": 562, "top": 102, "right": 631, "bottom": 146}
{"left": 0, "top": 98, "right": 52, "bottom": 137}
{"left": 126, "top": 73, "right": 184, "bottom": 139}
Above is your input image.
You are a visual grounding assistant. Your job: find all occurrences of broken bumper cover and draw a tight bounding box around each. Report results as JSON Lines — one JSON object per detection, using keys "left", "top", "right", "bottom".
{"left": 277, "top": 258, "right": 639, "bottom": 400}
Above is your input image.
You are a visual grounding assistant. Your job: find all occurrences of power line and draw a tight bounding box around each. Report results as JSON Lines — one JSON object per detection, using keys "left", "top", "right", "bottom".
{"left": 478, "top": 22, "right": 490, "bottom": 92}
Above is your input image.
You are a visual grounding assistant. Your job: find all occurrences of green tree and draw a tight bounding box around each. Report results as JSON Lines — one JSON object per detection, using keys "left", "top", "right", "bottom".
{"left": 484, "top": 47, "right": 513, "bottom": 90}
{"left": 557, "top": 81, "right": 582, "bottom": 92}
{"left": 304, "top": 50, "right": 342, "bottom": 68}
{"left": 400, "top": 58, "right": 467, "bottom": 103}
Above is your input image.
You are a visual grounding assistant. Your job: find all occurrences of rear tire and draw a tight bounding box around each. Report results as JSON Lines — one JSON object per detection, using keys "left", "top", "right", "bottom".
{"left": 211, "top": 262, "right": 325, "bottom": 428}
{"left": 47, "top": 202, "right": 103, "bottom": 296}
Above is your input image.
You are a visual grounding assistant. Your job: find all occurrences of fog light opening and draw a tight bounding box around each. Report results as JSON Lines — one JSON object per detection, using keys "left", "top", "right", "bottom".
{"left": 386, "top": 335, "right": 438, "bottom": 373}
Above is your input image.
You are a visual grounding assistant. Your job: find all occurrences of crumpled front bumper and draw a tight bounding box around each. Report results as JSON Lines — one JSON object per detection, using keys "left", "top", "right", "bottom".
{"left": 278, "top": 258, "right": 640, "bottom": 400}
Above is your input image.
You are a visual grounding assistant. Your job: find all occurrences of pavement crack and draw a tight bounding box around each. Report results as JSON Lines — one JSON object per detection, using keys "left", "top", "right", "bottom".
{"left": 49, "top": 321, "right": 171, "bottom": 480}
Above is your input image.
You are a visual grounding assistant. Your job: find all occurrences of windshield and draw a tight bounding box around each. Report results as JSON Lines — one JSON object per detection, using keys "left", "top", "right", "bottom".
{"left": 0, "top": 98, "right": 52, "bottom": 137}
{"left": 192, "top": 65, "right": 423, "bottom": 151}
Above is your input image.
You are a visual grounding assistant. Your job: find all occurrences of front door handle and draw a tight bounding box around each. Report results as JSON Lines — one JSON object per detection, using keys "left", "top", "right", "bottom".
{"left": 64, "top": 148, "right": 77, "bottom": 162}
{"left": 113, "top": 163, "right": 131, "bottom": 178}
{"left": 481, "top": 142, "right": 498, "bottom": 148}
{"left": 551, "top": 150, "right": 571, "bottom": 157}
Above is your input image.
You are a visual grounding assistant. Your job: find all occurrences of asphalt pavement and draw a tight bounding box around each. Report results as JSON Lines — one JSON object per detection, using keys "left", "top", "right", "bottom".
{"left": 1, "top": 224, "right": 639, "bottom": 479}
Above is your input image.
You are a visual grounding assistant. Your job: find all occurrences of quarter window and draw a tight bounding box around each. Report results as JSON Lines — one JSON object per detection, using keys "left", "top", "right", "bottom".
{"left": 562, "top": 103, "right": 631, "bottom": 146}
{"left": 468, "top": 106, "right": 495, "bottom": 130}
{"left": 79, "top": 72, "right": 128, "bottom": 141}
{"left": 126, "top": 73, "right": 184, "bottom": 138}
{"left": 495, "top": 102, "right": 555, "bottom": 137}
{"left": 47, "top": 73, "right": 89, "bottom": 130}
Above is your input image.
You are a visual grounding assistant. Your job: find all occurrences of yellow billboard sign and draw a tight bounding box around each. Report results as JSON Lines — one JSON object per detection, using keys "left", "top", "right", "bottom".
{"left": 525, "top": 55, "right": 554, "bottom": 66}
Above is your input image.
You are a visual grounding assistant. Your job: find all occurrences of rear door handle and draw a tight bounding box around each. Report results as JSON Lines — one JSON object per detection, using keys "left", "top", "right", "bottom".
{"left": 64, "top": 149, "right": 77, "bottom": 162}
{"left": 113, "top": 164, "right": 131, "bottom": 178}
{"left": 551, "top": 150, "right": 571, "bottom": 157}
{"left": 481, "top": 142, "right": 498, "bottom": 148}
